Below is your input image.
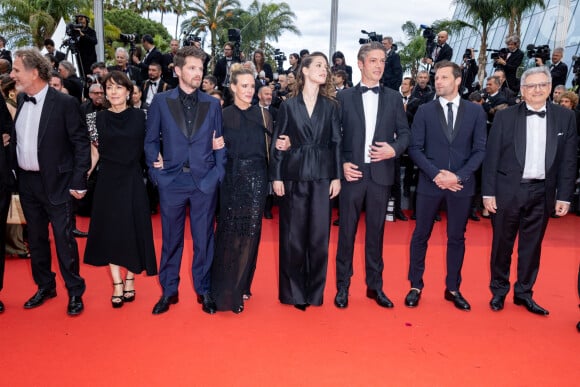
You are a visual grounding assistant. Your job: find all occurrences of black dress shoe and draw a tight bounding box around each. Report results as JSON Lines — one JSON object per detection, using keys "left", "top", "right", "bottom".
{"left": 152, "top": 295, "right": 179, "bottom": 315}
{"left": 197, "top": 293, "right": 217, "bottom": 314}
{"left": 489, "top": 295, "right": 505, "bottom": 311}
{"left": 24, "top": 288, "right": 57, "bottom": 309}
{"left": 72, "top": 229, "right": 88, "bottom": 238}
{"left": 263, "top": 211, "right": 273, "bottom": 219}
{"left": 444, "top": 289, "right": 471, "bottom": 311}
{"left": 469, "top": 210, "right": 480, "bottom": 221}
{"left": 395, "top": 210, "right": 408, "bottom": 221}
{"left": 334, "top": 288, "right": 348, "bottom": 308}
{"left": 513, "top": 296, "right": 549, "bottom": 315}
{"left": 67, "top": 296, "right": 84, "bottom": 316}
{"left": 294, "top": 303, "right": 309, "bottom": 311}
{"left": 366, "top": 288, "right": 394, "bottom": 308}
{"left": 0, "top": 300, "right": 4, "bottom": 313}
{"left": 404, "top": 289, "right": 421, "bottom": 308}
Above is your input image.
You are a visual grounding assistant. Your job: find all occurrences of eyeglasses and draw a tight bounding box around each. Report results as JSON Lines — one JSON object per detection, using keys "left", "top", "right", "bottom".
{"left": 521, "top": 82, "right": 551, "bottom": 90}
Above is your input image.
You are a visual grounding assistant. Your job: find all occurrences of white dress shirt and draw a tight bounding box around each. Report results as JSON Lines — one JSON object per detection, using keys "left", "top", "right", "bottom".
{"left": 361, "top": 83, "right": 379, "bottom": 163}
{"left": 15, "top": 84, "right": 49, "bottom": 171}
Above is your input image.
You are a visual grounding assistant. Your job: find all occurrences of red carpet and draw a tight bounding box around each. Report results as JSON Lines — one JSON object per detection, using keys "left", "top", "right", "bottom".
{"left": 1, "top": 210, "right": 579, "bottom": 386}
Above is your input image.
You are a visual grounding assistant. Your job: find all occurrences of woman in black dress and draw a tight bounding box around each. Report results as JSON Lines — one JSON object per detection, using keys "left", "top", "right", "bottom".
{"left": 210, "top": 64, "right": 272, "bottom": 313}
{"left": 84, "top": 71, "right": 157, "bottom": 308}
{"left": 270, "top": 52, "right": 342, "bottom": 311}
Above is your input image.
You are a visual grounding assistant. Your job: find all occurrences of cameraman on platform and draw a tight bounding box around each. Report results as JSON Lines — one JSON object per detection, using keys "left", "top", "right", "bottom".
{"left": 71, "top": 14, "right": 97, "bottom": 79}
{"left": 493, "top": 35, "right": 523, "bottom": 93}
{"left": 422, "top": 31, "right": 453, "bottom": 84}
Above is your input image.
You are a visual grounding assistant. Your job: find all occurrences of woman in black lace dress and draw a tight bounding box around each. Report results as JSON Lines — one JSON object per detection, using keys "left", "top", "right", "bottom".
{"left": 84, "top": 71, "right": 157, "bottom": 308}
{"left": 210, "top": 64, "right": 272, "bottom": 313}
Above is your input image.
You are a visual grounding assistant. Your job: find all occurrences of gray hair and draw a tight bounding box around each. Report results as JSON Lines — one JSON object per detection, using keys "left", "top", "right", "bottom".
{"left": 553, "top": 47, "right": 564, "bottom": 55}
{"left": 487, "top": 76, "right": 501, "bottom": 87}
{"left": 505, "top": 35, "right": 520, "bottom": 46}
{"left": 115, "top": 47, "right": 129, "bottom": 59}
{"left": 14, "top": 48, "right": 52, "bottom": 82}
{"left": 58, "top": 60, "right": 76, "bottom": 76}
{"left": 382, "top": 36, "right": 393, "bottom": 44}
{"left": 520, "top": 66, "right": 552, "bottom": 86}
{"left": 554, "top": 84, "right": 566, "bottom": 92}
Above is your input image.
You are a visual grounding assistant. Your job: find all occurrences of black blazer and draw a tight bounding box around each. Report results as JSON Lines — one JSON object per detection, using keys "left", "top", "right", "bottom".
{"left": 434, "top": 44, "right": 453, "bottom": 63}
{"left": 500, "top": 49, "right": 524, "bottom": 92}
{"left": 409, "top": 98, "right": 487, "bottom": 197}
{"left": 0, "top": 93, "right": 13, "bottom": 189}
{"left": 214, "top": 57, "right": 240, "bottom": 89}
{"left": 77, "top": 27, "right": 97, "bottom": 76}
{"left": 107, "top": 64, "right": 143, "bottom": 86}
{"left": 551, "top": 61, "right": 568, "bottom": 89}
{"left": 270, "top": 94, "right": 342, "bottom": 182}
{"left": 141, "top": 78, "right": 171, "bottom": 106}
{"left": 382, "top": 51, "right": 402, "bottom": 91}
{"left": 482, "top": 103, "right": 578, "bottom": 206}
{"left": 338, "top": 84, "right": 411, "bottom": 186}
{"left": 136, "top": 47, "right": 163, "bottom": 80}
{"left": 12, "top": 87, "right": 91, "bottom": 205}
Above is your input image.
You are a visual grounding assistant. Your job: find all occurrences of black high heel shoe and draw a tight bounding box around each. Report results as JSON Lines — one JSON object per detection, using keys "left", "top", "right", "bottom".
{"left": 123, "top": 277, "right": 135, "bottom": 302}
{"left": 112, "top": 282, "right": 124, "bottom": 308}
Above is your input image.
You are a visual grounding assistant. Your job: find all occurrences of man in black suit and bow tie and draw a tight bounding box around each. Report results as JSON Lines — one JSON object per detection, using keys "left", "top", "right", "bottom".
{"left": 334, "top": 42, "right": 411, "bottom": 309}
{"left": 483, "top": 66, "right": 577, "bottom": 315}
{"left": 422, "top": 31, "right": 453, "bottom": 85}
{"left": 141, "top": 62, "right": 170, "bottom": 108}
{"left": 493, "top": 35, "right": 524, "bottom": 93}
{"left": 405, "top": 60, "right": 487, "bottom": 311}
{"left": 10, "top": 48, "right": 90, "bottom": 316}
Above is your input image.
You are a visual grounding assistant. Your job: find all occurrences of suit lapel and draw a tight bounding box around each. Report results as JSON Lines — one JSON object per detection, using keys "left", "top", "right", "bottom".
{"left": 451, "top": 99, "right": 466, "bottom": 142}
{"left": 352, "top": 84, "right": 366, "bottom": 144}
{"left": 514, "top": 103, "right": 527, "bottom": 168}
{"left": 37, "top": 88, "right": 55, "bottom": 146}
{"left": 434, "top": 101, "right": 452, "bottom": 143}
{"left": 166, "top": 89, "right": 188, "bottom": 138}
{"left": 192, "top": 101, "right": 209, "bottom": 138}
{"left": 545, "top": 103, "right": 558, "bottom": 170}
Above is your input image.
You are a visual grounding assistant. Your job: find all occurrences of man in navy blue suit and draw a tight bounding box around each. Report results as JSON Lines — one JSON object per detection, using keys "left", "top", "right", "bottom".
{"left": 145, "top": 46, "right": 226, "bottom": 315}
{"left": 406, "top": 60, "right": 487, "bottom": 311}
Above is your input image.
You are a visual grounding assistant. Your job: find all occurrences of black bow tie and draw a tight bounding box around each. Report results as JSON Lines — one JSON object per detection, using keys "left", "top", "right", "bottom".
{"left": 150, "top": 81, "right": 157, "bottom": 87}
{"left": 23, "top": 95, "right": 37, "bottom": 104}
{"left": 526, "top": 109, "right": 546, "bottom": 118}
{"left": 361, "top": 86, "right": 379, "bottom": 94}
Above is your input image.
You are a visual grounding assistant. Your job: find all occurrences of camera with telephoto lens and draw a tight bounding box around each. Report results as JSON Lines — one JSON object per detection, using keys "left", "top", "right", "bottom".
{"left": 86, "top": 74, "right": 100, "bottom": 85}
{"left": 359, "top": 30, "right": 383, "bottom": 45}
{"left": 119, "top": 33, "right": 138, "bottom": 58}
{"left": 228, "top": 28, "right": 242, "bottom": 62}
{"left": 182, "top": 33, "right": 201, "bottom": 47}
{"left": 420, "top": 24, "right": 436, "bottom": 59}
{"left": 274, "top": 49, "right": 287, "bottom": 74}
{"left": 526, "top": 44, "right": 551, "bottom": 63}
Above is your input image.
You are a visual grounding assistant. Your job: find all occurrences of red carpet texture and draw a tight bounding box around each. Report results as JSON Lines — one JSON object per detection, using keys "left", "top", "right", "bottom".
{"left": 0, "top": 210, "right": 579, "bottom": 386}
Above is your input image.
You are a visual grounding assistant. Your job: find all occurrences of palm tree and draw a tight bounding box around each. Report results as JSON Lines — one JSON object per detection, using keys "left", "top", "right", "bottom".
{"left": 171, "top": 0, "right": 190, "bottom": 38}
{"left": 453, "top": 0, "right": 503, "bottom": 85}
{"left": 244, "top": 1, "right": 300, "bottom": 49}
{"left": 181, "top": 0, "right": 241, "bottom": 65}
{"left": 0, "top": 0, "right": 90, "bottom": 48}
{"left": 398, "top": 21, "right": 428, "bottom": 79}
{"left": 498, "top": 0, "right": 546, "bottom": 37}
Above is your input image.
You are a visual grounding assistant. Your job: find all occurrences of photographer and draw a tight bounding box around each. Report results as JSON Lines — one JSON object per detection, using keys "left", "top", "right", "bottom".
{"left": 482, "top": 75, "right": 508, "bottom": 123}
{"left": 422, "top": 31, "right": 453, "bottom": 84}
{"left": 70, "top": 14, "right": 97, "bottom": 79}
{"left": 162, "top": 39, "right": 180, "bottom": 88}
{"left": 493, "top": 35, "right": 523, "bottom": 93}
{"left": 80, "top": 83, "right": 105, "bottom": 116}
{"left": 58, "top": 60, "right": 83, "bottom": 103}
{"left": 382, "top": 36, "right": 402, "bottom": 91}
{"left": 537, "top": 47, "right": 568, "bottom": 94}
{"left": 460, "top": 48, "right": 478, "bottom": 98}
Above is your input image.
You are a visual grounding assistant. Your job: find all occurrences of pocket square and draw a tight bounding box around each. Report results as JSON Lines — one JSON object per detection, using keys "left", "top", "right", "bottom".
{"left": 557, "top": 132, "right": 564, "bottom": 136}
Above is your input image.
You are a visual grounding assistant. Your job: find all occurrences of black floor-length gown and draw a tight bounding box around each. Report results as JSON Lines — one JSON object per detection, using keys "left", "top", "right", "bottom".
{"left": 211, "top": 104, "right": 269, "bottom": 312}
{"left": 84, "top": 108, "right": 157, "bottom": 275}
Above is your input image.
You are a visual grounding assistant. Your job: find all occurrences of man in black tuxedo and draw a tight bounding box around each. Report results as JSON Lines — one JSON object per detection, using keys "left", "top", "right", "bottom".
{"left": 132, "top": 34, "right": 163, "bottom": 82}
{"left": 141, "top": 62, "right": 170, "bottom": 109}
{"left": 494, "top": 35, "right": 524, "bottom": 93}
{"left": 10, "top": 48, "right": 90, "bottom": 316}
{"left": 0, "top": 36, "right": 12, "bottom": 65}
{"left": 482, "top": 66, "right": 577, "bottom": 315}
{"left": 162, "top": 39, "right": 180, "bottom": 89}
{"left": 43, "top": 39, "right": 66, "bottom": 69}
{"left": 483, "top": 75, "right": 508, "bottom": 123}
{"left": 0, "top": 92, "right": 14, "bottom": 313}
{"left": 406, "top": 60, "right": 487, "bottom": 311}
{"left": 213, "top": 42, "right": 240, "bottom": 91}
{"left": 549, "top": 47, "right": 568, "bottom": 93}
{"left": 334, "top": 42, "right": 411, "bottom": 309}
{"left": 381, "top": 36, "right": 402, "bottom": 91}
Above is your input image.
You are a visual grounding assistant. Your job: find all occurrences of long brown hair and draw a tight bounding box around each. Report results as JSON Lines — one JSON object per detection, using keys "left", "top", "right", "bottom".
{"left": 292, "top": 52, "right": 335, "bottom": 100}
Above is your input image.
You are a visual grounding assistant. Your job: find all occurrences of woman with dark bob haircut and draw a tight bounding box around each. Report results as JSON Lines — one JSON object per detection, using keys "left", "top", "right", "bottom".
{"left": 84, "top": 70, "right": 157, "bottom": 308}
